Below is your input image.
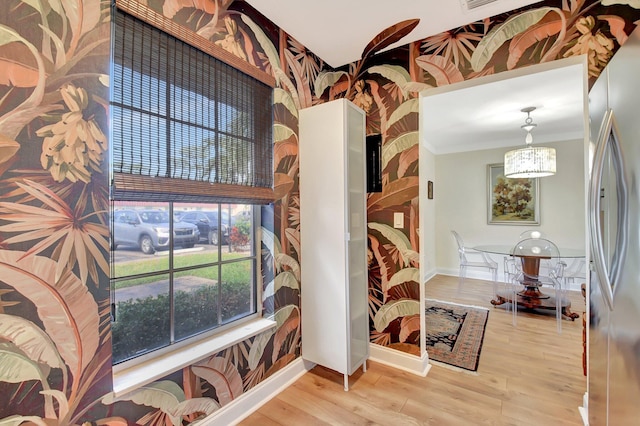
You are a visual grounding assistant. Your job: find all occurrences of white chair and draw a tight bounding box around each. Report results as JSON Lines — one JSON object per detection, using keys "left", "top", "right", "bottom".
{"left": 518, "top": 229, "right": 545, "bottom": 240}
{"left": 504, "top": 256, "right": 518, "bottom": 283}
{"left": 503, "top": 256, "right": 520, "bottom": 320}
{"left": 451, "top": 230, "right": 498, "bottom": 295}
{"left": 510, "top": 238, "right": 566, "bottom": 333}
{"left": 563, "top": 258, "right": 586, "bottom": 289}
{"left": 518, "top": 230, "right": 555, "bottom": 273}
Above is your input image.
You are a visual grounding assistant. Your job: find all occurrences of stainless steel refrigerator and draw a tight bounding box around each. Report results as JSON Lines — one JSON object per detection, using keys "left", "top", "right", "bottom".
{"left": 588, "top": 26, "right": 640, "bottom": 425}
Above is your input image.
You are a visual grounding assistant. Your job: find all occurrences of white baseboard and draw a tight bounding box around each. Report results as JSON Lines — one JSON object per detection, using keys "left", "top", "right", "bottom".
{"left": 423, "top": 268, "right": 437, "bottom": 283}
{"left": 199, "top": 357, "right": 314, "bottom": 426}
{"left": 436, "top": 268, "right": 497, "bottom": 282}
{"left": 369, "top": 343, "right": 431, "bottom": 377}
{"left": 436, "top": 268, "right": 460, "bottom": 278}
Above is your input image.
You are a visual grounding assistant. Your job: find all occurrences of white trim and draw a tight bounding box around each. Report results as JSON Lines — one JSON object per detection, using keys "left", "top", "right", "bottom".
{"left": 437, "top": 267, "right": 498, "bottom": 282}
{"left": 199, "top": 357, "right": 314, "bottom": 426}
{"left": 113, "top": 318, "right": 276, "bottom": 397}
{"left": 368, "top": 343, "right": 431, "bottom": 377}
{"left": 423, "top": 268, "right": 437, "bottom": 283}
{"left": 579, "top": 392, "right": 589, "bottom": 425}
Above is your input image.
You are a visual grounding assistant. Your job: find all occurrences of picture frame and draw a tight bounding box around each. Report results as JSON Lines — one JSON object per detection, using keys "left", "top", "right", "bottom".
{"left": 427, "top": 180, "right": 433, "bottom": 199}
{"left": 487, "top": 163, "right": 539, "bottom": 225}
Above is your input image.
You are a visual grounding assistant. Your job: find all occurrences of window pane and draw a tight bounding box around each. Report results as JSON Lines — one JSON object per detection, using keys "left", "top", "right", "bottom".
{"left": 113, "top": 64, "right": 167, "bottom": 114}
{"left": 227, "top": 204, "right": 253, "bottom": 255}
{"left": 112, "top": 201, "right": 171, "bottom": 275}
{"left": 112, "top": 273, "right": 171, "bottom": 363}
{"left": 170, "top": 123, "right": 217, "bottom": 181}
{"left": 221, "top": 259, "right": 254, "bottom": 323}
{"left": 174, "top": 267, "right": 219, "bottom": 341}
{"left": 174, "top": 203, "right": 225, "bottom": 266}
{"left": 112, "top": 106, "right": 168, "bottom": 176}
{"left": 171, "top": 84, "right": 216, "bottom": 128}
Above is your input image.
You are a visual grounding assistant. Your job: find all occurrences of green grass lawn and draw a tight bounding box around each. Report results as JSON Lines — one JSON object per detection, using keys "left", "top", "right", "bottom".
{"left": 114, "top": 252, "right": 252, "bottom": 289}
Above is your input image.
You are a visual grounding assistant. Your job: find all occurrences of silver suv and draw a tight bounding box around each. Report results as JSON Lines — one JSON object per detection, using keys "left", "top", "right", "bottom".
{"left": 113, "top": 209, "right": 199, "bottom": 254}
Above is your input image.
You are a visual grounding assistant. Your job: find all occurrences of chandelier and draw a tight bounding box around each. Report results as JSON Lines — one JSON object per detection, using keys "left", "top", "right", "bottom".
{"left": 504, "top": 107, "right": 556, "bottom": 178}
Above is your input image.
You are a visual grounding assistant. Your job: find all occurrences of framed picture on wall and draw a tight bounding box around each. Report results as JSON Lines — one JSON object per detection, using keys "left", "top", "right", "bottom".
{"left": 487, "top": 163, "right": 539, "bottom": 225}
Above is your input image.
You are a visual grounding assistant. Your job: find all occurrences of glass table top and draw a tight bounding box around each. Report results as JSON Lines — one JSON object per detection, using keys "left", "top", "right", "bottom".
{"left": 473, "top": 244, "right": 586, "bottom": 258}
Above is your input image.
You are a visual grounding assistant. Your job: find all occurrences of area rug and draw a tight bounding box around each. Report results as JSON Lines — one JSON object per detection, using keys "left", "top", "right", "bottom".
{"left": 425, "top": 299, "right": 489, "bottom": 372}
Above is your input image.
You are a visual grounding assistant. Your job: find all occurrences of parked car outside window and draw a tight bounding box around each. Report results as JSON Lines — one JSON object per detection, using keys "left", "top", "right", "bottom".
{"left": 177, "top": 210, "right": 230, "bottom": 245}
{"left": 113, "top": 209, "right": 199, "bottom": 254}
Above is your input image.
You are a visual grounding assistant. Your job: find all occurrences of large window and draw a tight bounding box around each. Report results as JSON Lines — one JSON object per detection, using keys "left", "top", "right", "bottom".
{"left": 110, "top": 8, "right": 273, "bottom": 365}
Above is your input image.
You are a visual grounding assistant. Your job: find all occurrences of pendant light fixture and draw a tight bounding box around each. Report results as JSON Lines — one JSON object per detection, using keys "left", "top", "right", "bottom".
{"left": 504, "top": 107, "right": 556, "bottom": 178}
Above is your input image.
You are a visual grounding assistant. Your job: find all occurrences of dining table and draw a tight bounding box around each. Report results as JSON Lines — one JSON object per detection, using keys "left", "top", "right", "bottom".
{"left": 473, "top": 244, "right": 586, "bottom": 320}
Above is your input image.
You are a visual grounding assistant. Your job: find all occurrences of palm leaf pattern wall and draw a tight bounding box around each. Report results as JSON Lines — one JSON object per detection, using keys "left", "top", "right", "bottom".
{"left": 0, "top": 0, "right": 638, "bottom": 423}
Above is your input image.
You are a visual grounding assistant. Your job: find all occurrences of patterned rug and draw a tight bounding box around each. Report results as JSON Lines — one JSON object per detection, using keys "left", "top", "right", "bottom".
{"left": 425, "top": 299, "right": 489, "bottom": 372}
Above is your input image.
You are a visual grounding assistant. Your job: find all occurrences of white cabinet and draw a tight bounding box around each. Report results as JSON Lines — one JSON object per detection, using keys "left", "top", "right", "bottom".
{"left": 299, "top": 99, "right": 369, "bottom": 391}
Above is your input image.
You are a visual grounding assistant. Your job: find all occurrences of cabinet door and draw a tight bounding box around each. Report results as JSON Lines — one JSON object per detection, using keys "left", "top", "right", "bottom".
{"left": 345, "top": 103, "right": 368, "bottom": 372}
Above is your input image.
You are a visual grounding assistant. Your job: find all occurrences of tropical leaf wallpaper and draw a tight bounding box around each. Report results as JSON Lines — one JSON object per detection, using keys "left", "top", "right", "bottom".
{"left": 0, "top": 0, "right": 638, "bottom": 423}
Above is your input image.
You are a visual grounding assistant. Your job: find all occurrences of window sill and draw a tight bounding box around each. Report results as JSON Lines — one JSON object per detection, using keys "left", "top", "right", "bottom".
{"left": 112, "top": 317, "right": 276, "bottom": 397}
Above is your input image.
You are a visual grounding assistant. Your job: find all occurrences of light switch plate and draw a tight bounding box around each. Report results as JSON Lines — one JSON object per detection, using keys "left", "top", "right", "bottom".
{"left": 393, "top": 212, "right": 404, "bottom": 228}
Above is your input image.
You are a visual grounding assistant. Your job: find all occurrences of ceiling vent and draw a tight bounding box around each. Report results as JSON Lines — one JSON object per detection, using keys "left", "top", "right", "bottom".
{"left": 461, "top": 0, "right": 500, "bottom": 11}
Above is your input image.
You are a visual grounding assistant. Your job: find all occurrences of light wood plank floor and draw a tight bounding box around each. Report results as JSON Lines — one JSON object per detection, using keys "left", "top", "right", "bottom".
{"left": 241, "top": 275, "right": 587, "bottom": 425}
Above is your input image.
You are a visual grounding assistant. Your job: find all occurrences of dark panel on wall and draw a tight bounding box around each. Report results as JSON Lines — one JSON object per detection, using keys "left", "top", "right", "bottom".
{"left": 366, "top": 134, "right": 382, "bottom": 193}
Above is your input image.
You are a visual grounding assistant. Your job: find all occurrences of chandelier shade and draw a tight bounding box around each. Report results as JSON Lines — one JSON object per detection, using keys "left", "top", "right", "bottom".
{"left": 504, "top": 106, "right": 556, "bottom": 178}
{"left": 504, "top": 146, "right": 556, "bottom": 178}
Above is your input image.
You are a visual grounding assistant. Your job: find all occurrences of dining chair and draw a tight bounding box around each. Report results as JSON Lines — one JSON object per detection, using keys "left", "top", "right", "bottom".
{"left": 451, "top": 230, "right": 498, "bottom": 295}
{"left": 509, "top": 237, "right": 566, "bottom": 333}
{"left": 503, "top": 256, "right": 520, "bottom": 319}
{"left": 518, "top": 229, "right": 545, "bottom": 240}
{"left": 563, "top": 258, "right": 587, "bottom": 288}
{"left": 503, "top": 256, "right": 518, "bottom": 284}
{"left": 518, "top": 230, "right": 554, "bottom": 274}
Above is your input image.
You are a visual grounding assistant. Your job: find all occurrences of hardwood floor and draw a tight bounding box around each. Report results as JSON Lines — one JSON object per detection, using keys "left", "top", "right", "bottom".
{"left": 241, "top": 274, "right": 587, "bottom": 425}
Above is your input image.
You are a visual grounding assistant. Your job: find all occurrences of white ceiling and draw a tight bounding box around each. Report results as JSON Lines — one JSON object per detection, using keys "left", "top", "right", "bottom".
{"left": 246, "top": 0, "right": 542, "bottom": 68}
{"left": 422, "top": 60, "right": 586, "bottom": 154}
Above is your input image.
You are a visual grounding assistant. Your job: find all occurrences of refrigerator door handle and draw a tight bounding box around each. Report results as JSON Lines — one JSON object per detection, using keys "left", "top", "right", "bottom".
{"left": 588, "top": 109, "right": 628, "bottom": 310}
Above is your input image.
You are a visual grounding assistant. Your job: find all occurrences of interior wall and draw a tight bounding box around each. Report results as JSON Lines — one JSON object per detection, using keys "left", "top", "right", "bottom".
{"left": 434, "top": 139, "right": 586, "bottom": 282}
{"left": 420, "top": 145, "right": 437, "bottom": 281}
